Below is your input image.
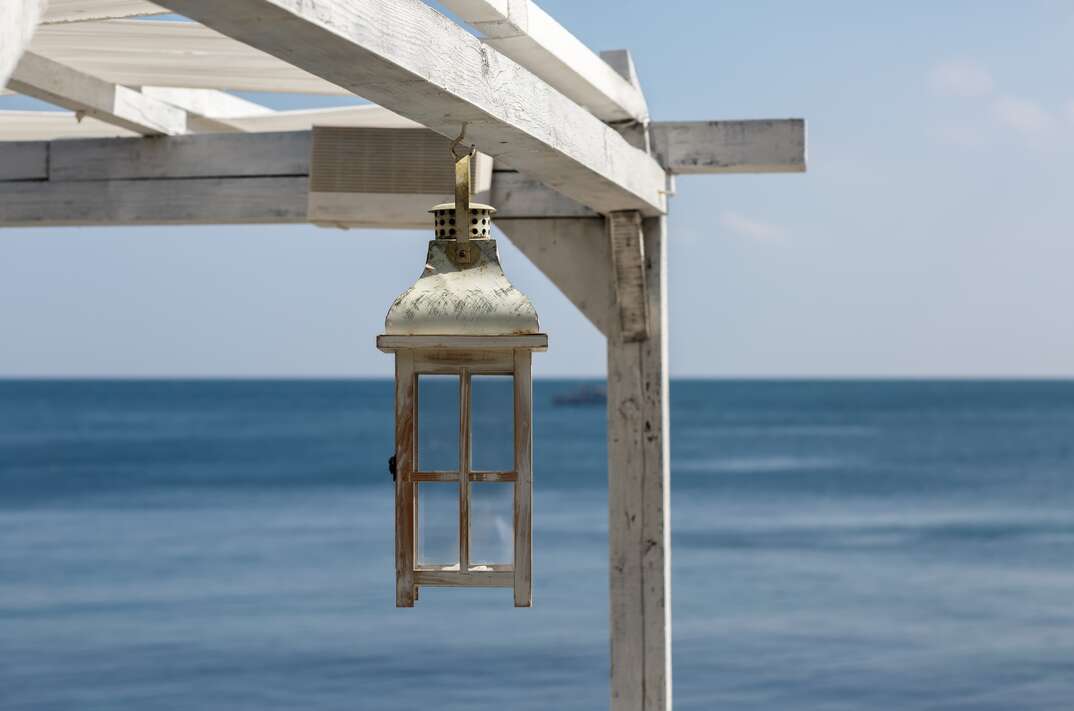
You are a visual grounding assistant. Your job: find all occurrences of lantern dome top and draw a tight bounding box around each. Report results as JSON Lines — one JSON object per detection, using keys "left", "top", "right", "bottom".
{"left": 383, "top": 202, "right": 539, "bottom": 337}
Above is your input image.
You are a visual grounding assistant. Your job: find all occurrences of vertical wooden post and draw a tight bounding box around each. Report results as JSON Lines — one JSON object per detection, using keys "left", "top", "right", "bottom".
{"left": 607, "top": 216, "right": 670, "bottom": 710}
{"left": 395, "top": 351, "right": 416, "bottom": 607}
{"left": 513, "top": 349, "right": 534, "bottom": 607}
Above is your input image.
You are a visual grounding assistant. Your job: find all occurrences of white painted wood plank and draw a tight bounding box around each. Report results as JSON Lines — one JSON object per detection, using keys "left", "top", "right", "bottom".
{"left": 0, "top": 105, "right": 417, "bottom": 141}
{"left": 29, "top": 19, "right": 350, "bottom": 95}
{"left": 225, "top": 104, "right": 421, "bottom": 132}
{"left": 48, "top": 131, "right": 311, "bottom": 180}
{"left": 140, "top": 87, "right": 270, "bottom": 119}
{"left": 0, "top": 176, "right": 309, "bottom": 226}
{"left": 139, "top": 86, "right": 270, "bottom": 132}
{"left": 0, "top": 141, "right": 48, "bottom": 181}
{"left": 8, "top": 52, "right": 187, "bottom": 135}
{"left": 0, "top": 0, "right": 43, "bottom": 87}
{"left": 650, "top": 119, "right": 806, "bottom": 174}
{"left": 154, "top": 0, "right": 667, "bottom": 215}
{"left": 41, "top": 0, "right": 165, "bottom": 23}
{"left": 440, "top": 0, "right": 649, "bottom": 123}
{"left": 607, "top": 215, "right": 670, "bottom": 711}
{"left": 496, "top": 217, "right": 612, "bottom": 336}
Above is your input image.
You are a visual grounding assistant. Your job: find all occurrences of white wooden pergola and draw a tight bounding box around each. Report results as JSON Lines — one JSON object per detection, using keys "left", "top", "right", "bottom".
{"left": 1, "top": 1, "right": 806, "bottom": 708}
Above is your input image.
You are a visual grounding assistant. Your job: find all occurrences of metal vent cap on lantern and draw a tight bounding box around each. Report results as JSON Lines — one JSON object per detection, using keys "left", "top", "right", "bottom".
{"left": 383, "top": 201, "right": 540, "bottom": 337}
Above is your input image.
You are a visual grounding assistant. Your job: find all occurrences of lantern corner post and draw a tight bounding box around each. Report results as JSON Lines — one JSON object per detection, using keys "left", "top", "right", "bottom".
{"left": 607, "top": 215, "right": 671, "bottom": 710}
{"left": 394, "top": 350, "right": 417, "bottom": 608}
{"left": 513, "top": 348, "right": 534, "bottom": 608}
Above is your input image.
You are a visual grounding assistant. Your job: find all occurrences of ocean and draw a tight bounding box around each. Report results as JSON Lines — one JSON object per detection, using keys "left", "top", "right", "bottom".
{"left": 2, "top": 379, "right": 1073, "bottom": 710}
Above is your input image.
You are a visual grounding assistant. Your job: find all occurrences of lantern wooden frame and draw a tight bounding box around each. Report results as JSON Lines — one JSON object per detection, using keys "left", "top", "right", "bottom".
{"left": 378, "top": 334, "right": 547, "bottom": 607}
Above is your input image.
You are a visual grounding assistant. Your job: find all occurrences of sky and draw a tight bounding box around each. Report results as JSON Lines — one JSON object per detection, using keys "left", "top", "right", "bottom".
{"left": 1, "top": 1, "right": 1073, "bottom": 378}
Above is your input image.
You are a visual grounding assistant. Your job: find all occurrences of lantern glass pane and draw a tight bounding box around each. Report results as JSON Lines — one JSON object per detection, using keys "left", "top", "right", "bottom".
{"left": 418, "top": 374, "right": 459, "bottom": 472}
{"left": 417, "top": 482, "right": 458, "bottom": 567}
{"left": 469, "top": 482, "right": 514, "bottom": 566}
{"left": 470, "top": 375, "right": 514, "bottom": 472}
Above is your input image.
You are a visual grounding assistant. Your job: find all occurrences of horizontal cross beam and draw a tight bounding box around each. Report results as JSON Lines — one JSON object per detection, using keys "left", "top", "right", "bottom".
{"left": 154, "top": 0, "right": 668, "bottom": 215}
{"left": 651, "top": 119, "right": 806, "bottom": 174}
{"left": 0, "top": 131, "right": 596, "bottom": 227}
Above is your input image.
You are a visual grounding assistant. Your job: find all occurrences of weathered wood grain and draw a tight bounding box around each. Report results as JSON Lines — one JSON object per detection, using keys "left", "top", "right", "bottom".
{"left": 607, "top": 210, "right": 649, "bottom": 342}
{"left": 154, "top": 0, "right": 667, "bottom": 215}
{"left": 607, "top": 216, "right": 670, "bottom": 710}
{"left": 440, "top": 0, "right": 649, "bottom": 123}
{"left": 0, "top": 176, "right": 309, "bottom": 226}
{"left": 650, "top": 119, "right": 806, "bottom": 174}
{"left": 49, "top": 131, "right": 311, "bottom": 181}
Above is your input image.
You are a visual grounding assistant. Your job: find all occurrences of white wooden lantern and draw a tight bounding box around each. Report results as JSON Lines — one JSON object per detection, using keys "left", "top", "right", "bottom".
{"left": 377, "top": 182, "right": 546, "bottom": 607}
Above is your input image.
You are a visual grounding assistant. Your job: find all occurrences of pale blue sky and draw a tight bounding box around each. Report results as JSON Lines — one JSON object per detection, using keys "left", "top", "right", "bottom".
{"left": 2, "top": 1, "right": 1073, "bottom": 377}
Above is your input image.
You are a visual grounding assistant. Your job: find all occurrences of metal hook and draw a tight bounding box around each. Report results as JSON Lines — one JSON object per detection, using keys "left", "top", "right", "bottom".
{"left": 450, "top": 123, "right": 476, "bottom": 160}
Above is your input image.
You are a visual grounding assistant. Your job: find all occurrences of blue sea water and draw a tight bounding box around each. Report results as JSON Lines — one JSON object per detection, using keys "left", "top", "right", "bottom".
{"left": 2, "top": 379, "right": 1073, "bottom": 710}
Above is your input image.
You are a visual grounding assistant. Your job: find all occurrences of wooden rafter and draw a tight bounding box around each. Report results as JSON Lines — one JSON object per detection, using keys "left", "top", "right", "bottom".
{"left": 154, "top": 0, "right": 668, "bottom": 216}
{"left": 29, "top": 20, "right": 349, "bottom": 95}
{"left": 138, "top": 87, "right": 271, "bottom": 133}
{"left": 8, "top": 52, "right": 187, "bottom": 135}
{"left": 439, "top": 0, "right": 649, "bottom": 123}
{"left": 40, "top": 0, "right": 166, "bottom": 24}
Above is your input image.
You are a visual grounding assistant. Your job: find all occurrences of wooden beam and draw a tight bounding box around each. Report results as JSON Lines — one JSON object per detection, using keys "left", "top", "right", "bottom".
{"left": 0, "top": 141, "right": 48, "bottom": 181}
{"left": 29, "top": 19, "right": 349, "bottom": 95}
{"left": 154, "top": 0, "right": 667, "bottom": 216}
{"left": 0, "top": 104, "right": 421, "bottom": 141}
{"left": 607, "top": 215, "right": 670, "bottom": 711}
{"left": 439, "top": 0, "right": 649, "bottom": 123}
{"left": 139, "top": 86, "right": 271, "bottom": 133}
{"left": 0, "top": 132, "right": 601, "bottom": 227}
{"left": 497, "top": 217, "right": 612, "bottom": 336}
{"left": 650, "top": 119, "right": 806, "bottom": 174}
{"left": 607, "top": 210, "right": 649, "bottom": 342}
{"left": 0, "top": 177, "right": 310, "bottom": 226}
{"left": 41, "top": 0, "right": 166, "bottom": 23}
{"left": 8, "top": 52, "right": 187, "bottom": 135}
{"left": 0, "top": 0, "right": 42, "bottom": 87}
{"left": 46, "top": 131, "right": 311, "bottom": 181}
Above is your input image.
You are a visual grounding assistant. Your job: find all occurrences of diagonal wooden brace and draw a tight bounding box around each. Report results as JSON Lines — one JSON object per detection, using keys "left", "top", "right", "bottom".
{"left": 607, "top": 210, "right": 650, "bottom": 342}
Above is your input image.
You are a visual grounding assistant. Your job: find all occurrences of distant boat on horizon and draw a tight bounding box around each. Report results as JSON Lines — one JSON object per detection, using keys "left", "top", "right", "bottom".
{"left": 552, "top": 384, "right": 607, "bottom": 407}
